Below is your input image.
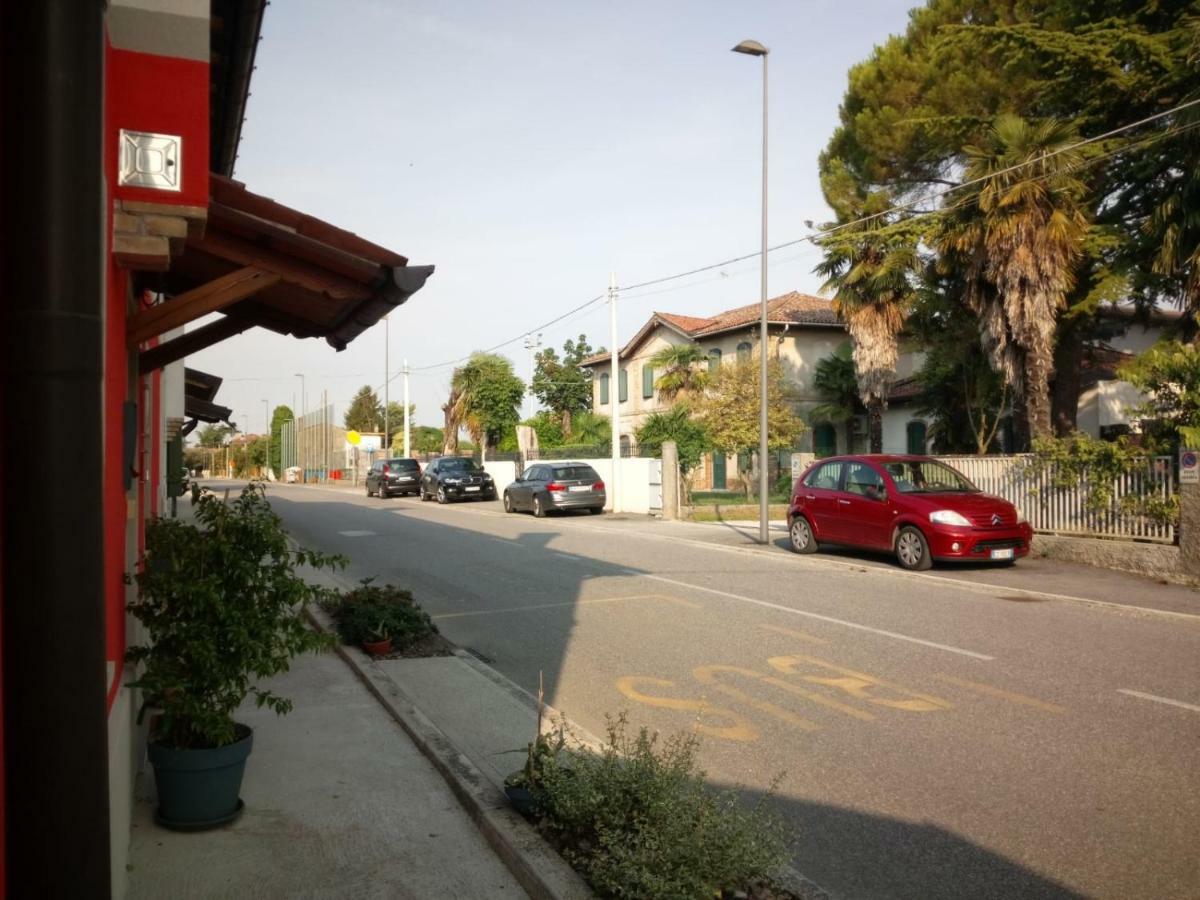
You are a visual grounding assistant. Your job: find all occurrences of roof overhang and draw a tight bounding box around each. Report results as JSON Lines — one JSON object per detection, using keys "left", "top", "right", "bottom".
{"left": 130, "top": 174, "right": 434, "bottom": 372}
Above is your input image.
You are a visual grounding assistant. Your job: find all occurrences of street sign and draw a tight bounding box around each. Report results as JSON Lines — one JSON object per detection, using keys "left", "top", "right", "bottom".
{"left": 346, "top": 430, "right": 361, "bottom": 446}
{"left": 1181, "top": 448, "right": 1199, "bottom": 484}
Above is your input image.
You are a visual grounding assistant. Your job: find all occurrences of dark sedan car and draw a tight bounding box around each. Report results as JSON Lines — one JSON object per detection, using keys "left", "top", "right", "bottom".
{"left": 366, "top": 458, "right": 421, "bottom": 498}
{"left": 419, "top": 457, "right": 496, "bottom": 503}
{"left": 787, "top": 454, "right": 1032, "bottom": 571}
{"left": 503, "top": 462, "right": 606, "bottom": 517}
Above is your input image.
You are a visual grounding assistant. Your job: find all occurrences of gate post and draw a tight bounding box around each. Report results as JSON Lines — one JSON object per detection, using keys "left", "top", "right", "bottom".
{"left": 1179, "top": 448, "right": 1200, "bottom": 576}
{"left": 662, "top": 441, "right": 680, "bottom": 521}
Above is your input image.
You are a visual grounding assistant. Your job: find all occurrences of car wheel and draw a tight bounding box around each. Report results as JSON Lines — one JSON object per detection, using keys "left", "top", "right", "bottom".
{"left": 895, "top": 526, "right": 932, "bottom": 571}
{"left": 789, "top": 516, "right": 818, "bottom": 554}
{"left": 533, "top": 495, "right": 545, "bottom": 518}
{"left": 436, "top": 485, "right": 448, "bottom": 504}
{"left": 366, "top": 483, "right": 372, "bottom": 497}
{"left": 420, "top": 485, "right": 430, "bottom": 501}
{"left": 588, "top": 507, "right": 603, "bottom": 515}
{"left": 503, "top": 492, "right": 514, "bottom": 513}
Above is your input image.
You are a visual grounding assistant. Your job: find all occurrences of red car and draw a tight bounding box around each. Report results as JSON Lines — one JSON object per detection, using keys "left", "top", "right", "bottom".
{"left": 787, "top": 455, "right": 1033, "bottom": 571}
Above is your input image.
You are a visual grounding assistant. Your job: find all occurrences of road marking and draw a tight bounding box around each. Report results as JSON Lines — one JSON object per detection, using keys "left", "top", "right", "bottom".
{"left": 615, "top": 676, "right": 759, "bottom": 741}
{"left": 432, "top": 593, "right": 696, "bottom": 621}
{"left": 759, "top": 623, "right": 829, "bottom": 645}
{"left": 336, "top": 530, "right": 377, "bottom": 537}
{"left": 768, "top": 655, "right": 952, "bottom": 712}
{"left": 640, "top": 573, "right": 994, "bottom": 660}
{"left": 1117, "top": 689, "right": 1200, "bottom": 713}
{"left": 932, "top": 673, "right": 1067, "bottom": 714}
{"left": 693, "top": 666, "right": 824, "bottom": 732}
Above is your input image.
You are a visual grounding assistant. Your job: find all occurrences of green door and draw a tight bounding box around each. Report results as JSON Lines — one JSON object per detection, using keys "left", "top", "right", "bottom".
{"left": 711, "top": 452, "right": 726, "bottom": 490}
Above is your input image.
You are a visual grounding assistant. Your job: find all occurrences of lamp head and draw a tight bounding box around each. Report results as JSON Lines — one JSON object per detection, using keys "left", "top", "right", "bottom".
{"left": 731, "top": 40, "right": 768, "bottom": 57}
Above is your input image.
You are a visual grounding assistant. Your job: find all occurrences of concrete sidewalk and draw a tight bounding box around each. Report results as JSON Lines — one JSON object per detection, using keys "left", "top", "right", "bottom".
{"left": 126, "top": 648, "right": 528, "bottom": 899}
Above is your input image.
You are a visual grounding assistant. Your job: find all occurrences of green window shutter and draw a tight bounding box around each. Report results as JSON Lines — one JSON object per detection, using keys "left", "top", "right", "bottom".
{"left": 600, "top": 373, "right": 610, "bottom": 405}
{"left": 906, "top": 421, "right": 927, "bottom": 454}
{"left": 707, "top": 349, "right": 721, "bottom": 374}
{"left": 814, "top": 424, "right": 836, "bottom": 458}
{"left": 619, "top": 368, "right": 628, "bottom": 403}
{"left": 737, "top": 341, "right": 752, "bottom": 362}
{"left": 642, "top": 365, "right": 654, "bottom": 399}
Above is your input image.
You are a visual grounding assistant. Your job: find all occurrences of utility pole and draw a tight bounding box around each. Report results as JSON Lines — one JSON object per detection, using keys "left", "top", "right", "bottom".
{"left": 403, "top": 357, "right": 411, "bottom": 457}
{"left": 609, "top": 271, "right": 620, "bottom": 513}
{"left": 295, "top": 373, "right": 306, "bottom": 482}
{"left": 262, "top": 398, "right": 270, "bottom": 479}
{"left": 524, "top": 332, "right": 542, "bottom": 420}
{"left": 383, "top": 313, "right": 390, "bottom": 453}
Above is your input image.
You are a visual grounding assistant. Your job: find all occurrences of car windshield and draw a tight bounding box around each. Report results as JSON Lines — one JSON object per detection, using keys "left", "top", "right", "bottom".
{"left": 882, "top": 460, "right": 979, "bottom": 494}
{"left": 386, "top": 460, "right": 417, "bottom": 472}
{"left": 554, "top": 466, "right": 599, "bottom": 481}
{"left": 440, "top": 458, "right": 480, "bottom": 472}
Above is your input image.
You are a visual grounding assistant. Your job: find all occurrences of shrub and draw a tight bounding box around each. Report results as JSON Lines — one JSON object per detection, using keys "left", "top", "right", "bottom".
{"left": 533, "top": 714, "right": 792, "bottom": 900}
{"left": 325, "top": 580, "right": 437, "bottom": 648}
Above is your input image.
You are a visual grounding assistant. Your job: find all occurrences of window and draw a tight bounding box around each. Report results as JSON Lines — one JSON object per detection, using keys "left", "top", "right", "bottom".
{"left": 736, "top": 341, "right": 752, "bottom": 362}
{"left": 803, "top": 461, "right": 844, "bottom": 491}
{"left": 554, "top": 465, "right": 600, "bottom": 481}
{"left": 642, "top": 365, "right": 654, "bottom": 399}
{"left": 619, "top": 435, "right": 632, "bottom": 457}
{"left": 619, "top": 368, "right": 628, "bottom": 402}
{"left": 520, "top": 466, "right": 539, "bottom": 481}
{"left": 599, "top": 372, "right": 610, "bottom": 405}
{"left": 843, "top": 462, "right": 886, "bottom": 500}
{"left": 813, "top": 424, "right": 837, "bottom": 458}
{"left": 707, "top": 348, "right": 722, "bottom": 374}
{"left": 906, "top": 420, "right": 928, "bottom": 455}
{"left": 882, "top": 460, "right": 978, "bottom": 494}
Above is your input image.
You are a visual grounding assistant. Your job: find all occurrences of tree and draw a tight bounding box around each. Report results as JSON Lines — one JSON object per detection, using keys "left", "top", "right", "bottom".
{"left": 344, "top": 385, "right": 383, "bottom": 434}
{"left": 447, "top": 353, "right": 526, "bottom": 452}
{"left": 269, "top": 404, "right": 294, "bottom": 474}
{"left": 409, "top": 425, "right": 444, "bottom": 454}
{"left": 565, "top": 410, "right": 612, "bottom": 449}
{"left": 383, "top": 402, "right": 416, "bottom": 448}
{"left": 937, "top": 114, "right": 1089, "bottom": 443}
{"left": 810, "top": 343, "right": 863, "bottom": 453}
{"left": 1121, "top": 341, "right": 1200, "bottom": 450}
{"left": 635, "top": 406, "right": 711, "bottom": 477}
{"left": 649, "top": 344, "right": 709, "bottom": 402}
{"left": 197, "top": 424, "right": 233, "bottom": 448}
{"left": 524, "top": 411, "right": 566, "bottom": 449}
{"left": 698, "top": 356, "right": 805, "bottom": 497}
{"left": 531, "top": 336, "right": 598, "bottom": 436}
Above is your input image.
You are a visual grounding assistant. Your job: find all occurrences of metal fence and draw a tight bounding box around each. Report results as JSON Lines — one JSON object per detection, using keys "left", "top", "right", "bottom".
{"left": 938, "top": 454, "right": 1176, "bottom": 543}
{"left": 278, "top": 403, "right": 344, "bottom": 482}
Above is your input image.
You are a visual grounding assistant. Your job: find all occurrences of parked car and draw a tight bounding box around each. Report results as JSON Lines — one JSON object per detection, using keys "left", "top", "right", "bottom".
{"left": 419, "top": 457, "right": 496, "bottom": 503}
{"left": 366, "top": 457, "right": 421, "bottom": 498}
{"left": 504, "top": 462, "right": 606, "bottom": 517}
{"left": 787, "top": 454, "right": 1032, "bottom": 571}
{"left": 284, "top": 466, "right": 301, "bottom": 484}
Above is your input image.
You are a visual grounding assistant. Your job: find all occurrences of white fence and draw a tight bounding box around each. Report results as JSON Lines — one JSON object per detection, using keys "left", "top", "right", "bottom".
{"left": 938, "top": 454, "right": 1176, "bottom": 544}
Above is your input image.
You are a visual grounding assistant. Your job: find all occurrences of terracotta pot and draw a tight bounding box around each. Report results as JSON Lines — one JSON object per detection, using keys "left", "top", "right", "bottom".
{"left": 362, "top": 637, "right": 393, "bottom": 656}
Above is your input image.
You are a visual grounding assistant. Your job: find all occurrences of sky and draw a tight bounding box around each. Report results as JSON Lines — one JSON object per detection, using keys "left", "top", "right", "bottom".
{"left": 190, "top": 0, "right": 916, "bottom": 435}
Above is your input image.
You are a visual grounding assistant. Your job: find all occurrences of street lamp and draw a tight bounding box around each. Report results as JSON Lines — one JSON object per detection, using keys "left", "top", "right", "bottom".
{"left": 294, "top": 373, "right": 306, "bottom": 482}
{"left": 262, "top": 398, "right": 270, "bottom": 479}
{"left": 732, "top": 38, "right": 770, "bottom": 544}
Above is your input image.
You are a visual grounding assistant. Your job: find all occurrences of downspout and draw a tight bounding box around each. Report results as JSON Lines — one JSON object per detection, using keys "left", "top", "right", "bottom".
{"left": 1, "top": 0, "right": 111, "bottom": 895}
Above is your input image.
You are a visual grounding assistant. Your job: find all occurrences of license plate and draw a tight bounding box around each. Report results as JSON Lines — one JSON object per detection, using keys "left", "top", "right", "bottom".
{"left": 465, "top": 486, "right": 481, "bottom": 492}
{"left": 990, "top": 548, "right": 1015, "bottom": 560}
{"left": 568, "top": 485, "right": 590, "bottom": 492}
{"left": 398, "top": 475, "right": 413, "bottom": 481}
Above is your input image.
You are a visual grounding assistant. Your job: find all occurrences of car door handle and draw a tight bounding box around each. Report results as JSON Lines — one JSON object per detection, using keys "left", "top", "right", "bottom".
{"left": 837, "top": 499, "right": 852, "bottom": 505}
{"left": 805, "top": 494, "right": 816, "bottom": 500}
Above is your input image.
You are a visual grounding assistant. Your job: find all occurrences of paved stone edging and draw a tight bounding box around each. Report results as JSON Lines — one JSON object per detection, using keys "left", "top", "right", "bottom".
{"left": 304, "top": 603, "right": 595, "bottom": 900}
{"left": 1032, "top": 533, "right": 1190, "bottom": 585}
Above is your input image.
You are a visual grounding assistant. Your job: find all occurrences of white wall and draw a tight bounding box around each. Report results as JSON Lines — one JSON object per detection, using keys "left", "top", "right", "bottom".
{"left": 583, "top": 457, "right": 660, "bottom": 514}
{"left": 881, "top": 407, "right": 929, "bottom": 454}
{"left": 482, "top": 459, "right": 520, "bottom": 490}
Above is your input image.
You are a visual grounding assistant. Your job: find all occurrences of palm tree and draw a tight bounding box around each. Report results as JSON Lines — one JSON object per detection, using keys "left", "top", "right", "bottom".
{"left": 567, "top": 410, "right": 612, "bottom": 447}
{"left": 649, "top": 343, "right": 709, "bottom": 402}
{"left": 814, "top": 194, "right": 920, "bottom": 452}
{"left": 938, "top": 114, "right": 1088, "bottom": 443}
{"left": 810, "top": 342, "right": 863, "bottom": 452}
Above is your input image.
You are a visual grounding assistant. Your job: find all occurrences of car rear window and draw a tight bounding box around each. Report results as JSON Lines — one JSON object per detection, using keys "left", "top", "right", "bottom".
{"left": 386, "top": 460, "right": 418, "bottom": 472}
{"left": 554, "top": 466, "right": 599, "bottom": 481}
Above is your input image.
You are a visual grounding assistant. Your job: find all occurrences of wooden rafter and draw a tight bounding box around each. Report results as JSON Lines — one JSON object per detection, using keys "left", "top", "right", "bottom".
{"left": 138, "top": 316, "right": 255, "bottom": 373}
{"left": 125, "top": 265, "right": 279, "bottom": 348}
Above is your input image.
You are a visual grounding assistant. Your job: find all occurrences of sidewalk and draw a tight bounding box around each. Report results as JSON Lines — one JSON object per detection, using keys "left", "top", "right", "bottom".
{"left": 126, "top": 646, "right": 529, "bottom": 899}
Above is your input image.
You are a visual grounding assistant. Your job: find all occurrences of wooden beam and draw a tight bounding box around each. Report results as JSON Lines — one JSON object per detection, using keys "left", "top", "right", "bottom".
{"left": 138, "top": 316, "right": 255, "bottom": 373}
{"left": 126, "top": 265, "right": 279, "bottom": 347}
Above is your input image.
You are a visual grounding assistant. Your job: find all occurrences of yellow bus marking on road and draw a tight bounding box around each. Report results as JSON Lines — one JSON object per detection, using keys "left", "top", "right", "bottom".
{"left": 933, "top": 674, "right": 1067, "bottom": 714}
{"left": 615, "top": 676, "right": 759, "bottom": 741}
{"left": 759, "top": 624, "right": 830, "bottom": 645}
{"left": 433, "top": 593, "right": 696, "bottom": 620}
{"left": 767, "top": 655, "right": 952, "bottom": 712}
{"left": 693, "top": 666, "right": 823, "bottom": 733}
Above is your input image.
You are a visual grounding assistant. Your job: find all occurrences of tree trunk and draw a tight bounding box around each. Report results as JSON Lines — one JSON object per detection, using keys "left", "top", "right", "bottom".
{"left": 843, "top": 420, "right": 854, "bottom": 455}
{"left": 867, "top": 398, "right": 883, "bottom": 453}
{"left": 441, "top": 401, "right": 459, "bottom": 455}
{"left": 1051, "top": 323, "right": 1083, "bottom": 437}
{"left": 1023, "top": 350, "right": 1054, "bottom": 442}
{"left": 561, "top": 407, "right": 572, "bottom": 439}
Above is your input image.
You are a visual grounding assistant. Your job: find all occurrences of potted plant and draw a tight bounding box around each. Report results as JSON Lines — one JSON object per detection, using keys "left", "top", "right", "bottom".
{"left": 362, "top": 619, "right": 393, "bottom": 657}
{"left": 126, "top": 482, "right": 344, "bottom": 831}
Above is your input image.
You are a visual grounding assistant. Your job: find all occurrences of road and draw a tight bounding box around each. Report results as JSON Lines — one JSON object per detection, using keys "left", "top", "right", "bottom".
{"left": 257, "top": 481, "right": 1199, "bottom": 899}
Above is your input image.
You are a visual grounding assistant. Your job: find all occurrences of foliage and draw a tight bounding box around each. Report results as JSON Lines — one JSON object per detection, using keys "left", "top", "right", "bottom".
{"left": 524, "top": 410, "right": 567, "bottom": 449}
{"left": 230, "top": 436, "right": 268, "bottom": 477}
{"left": 196, "top": 424, "right": 233, "bottom": 448}
{"left": 532, "top": 336, "right": 599, "bottom": 435}
{"left": 698, "top": 356, "right": 806, "bottom": 487}
{"left": 1121, "top": 340, "right": 1200, "bottom": 449}
{"left": 383, "top": 402, "right": 416, "bottom": 448}
{"left": 567, "top": 410, "right": 613, "bottom": 449}
{"left": 634, "top": 405, "right": 711, "bottom": 475}
{"left": 448, "top": 353, "right": 527, "bottom": 451}
{"left": 409, "top": 425, "right": 444, "bottom": 454}
{"left": 344, "top": 385, "right": 384, "bottom": 434}
{"left": 323, "top": 580, "right": 437, "bottom": 649}
{"left": 126, "top": 483, "right": 343, "bottom": 749}
{"left": 530, "top": 713, "right": 792, "bottom": 900}
{"left": 811, "top": 342, "right": 863, "bottom": 452}
{"left": 648, "top": 344, "right": 709, "bottom": 402}
{"left": 269, "top": 404, "right": 294, "bottom": 474}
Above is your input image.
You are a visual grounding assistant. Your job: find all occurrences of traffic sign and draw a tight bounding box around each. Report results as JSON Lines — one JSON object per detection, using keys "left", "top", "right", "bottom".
{"left": 1181, "top": 448, "right": 1198, "bottom": 484}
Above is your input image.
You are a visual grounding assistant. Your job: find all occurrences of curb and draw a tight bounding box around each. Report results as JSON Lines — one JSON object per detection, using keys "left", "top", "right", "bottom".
{"left": 304, "top": 603, "right": 595, "bottom": 900}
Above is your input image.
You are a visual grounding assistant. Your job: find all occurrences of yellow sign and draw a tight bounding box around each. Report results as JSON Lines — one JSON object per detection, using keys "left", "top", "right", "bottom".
{"left": 346, "top": 430, "right": 361, "bottom": 446}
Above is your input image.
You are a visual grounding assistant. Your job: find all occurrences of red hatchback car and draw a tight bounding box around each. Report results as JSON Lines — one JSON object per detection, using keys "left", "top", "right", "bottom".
{"left": 787, "top": 455, "right": 1033, "bottom": 570}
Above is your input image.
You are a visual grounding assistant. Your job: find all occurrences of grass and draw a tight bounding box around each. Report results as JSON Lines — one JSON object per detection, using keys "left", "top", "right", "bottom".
{"left": 688, "top": 503, "right": 790, "bottom": 522}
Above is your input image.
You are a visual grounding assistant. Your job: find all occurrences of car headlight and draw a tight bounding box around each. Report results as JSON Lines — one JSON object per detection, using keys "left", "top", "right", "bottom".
{"left": 929, "top": 510, "right": 971, "bottom": 527}
{"left": 1014, "top": 506, "right": 1027, "bottom": 524}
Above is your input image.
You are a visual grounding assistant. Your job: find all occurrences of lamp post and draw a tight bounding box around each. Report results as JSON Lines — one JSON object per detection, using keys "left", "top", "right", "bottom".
{"left": 524, "top": 332, "right": 542, "bottom": 420}
{"left": 294, "top": 373, "right": 306, "bottom": 482}
{"left": 262, "top": 398, "right": 270, "bottom": 479}
{"left": 383, "top": 314, "right": 390, "bottom": 453}
{"left": 732, "top": 38, "right": 770, "bottom": 544}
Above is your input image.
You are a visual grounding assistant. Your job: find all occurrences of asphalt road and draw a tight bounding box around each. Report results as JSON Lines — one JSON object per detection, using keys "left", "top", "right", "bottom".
{"left": 254, "top": 481, "right": 1199, "bottom": 900}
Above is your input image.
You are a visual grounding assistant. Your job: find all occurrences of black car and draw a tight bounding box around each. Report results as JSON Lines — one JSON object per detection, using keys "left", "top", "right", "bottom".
{"left": 366, "top": 458, "right": 422, "bottom": 498}
{"left": 503, "top": 462, "right": 606, "bottom": 517}
{"left": 419, "top": 457, "right": 496, "bottom": 503}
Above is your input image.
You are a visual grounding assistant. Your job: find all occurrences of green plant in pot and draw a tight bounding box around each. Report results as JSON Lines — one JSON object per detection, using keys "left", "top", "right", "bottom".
{"left": 126, "top": 482, "right": 344, "bottom": 830}
{"left": 362, "top": 619, "right": 392, "bottom": 656}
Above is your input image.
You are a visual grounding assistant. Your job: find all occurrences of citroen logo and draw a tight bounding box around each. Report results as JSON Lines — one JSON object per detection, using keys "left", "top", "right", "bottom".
{"left": 991, "top": 513, "right": 1002, "bottom": 525}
